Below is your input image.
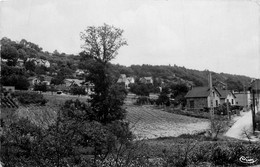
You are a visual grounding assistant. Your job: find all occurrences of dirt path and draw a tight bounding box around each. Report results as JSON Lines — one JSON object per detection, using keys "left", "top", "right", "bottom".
{"left": 126, "top": 105, "right": 210, "bottom": 139}
{"left": 225, "top": 111, "right": 259, "bottom": 141}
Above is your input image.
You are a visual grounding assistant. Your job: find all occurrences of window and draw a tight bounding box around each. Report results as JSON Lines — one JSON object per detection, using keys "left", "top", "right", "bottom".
{"left": 231, "top": 99, "right": 234, "bottom": 105}
{"left": 190, "top": 100, "right": 194, "bottom": 108}
{"left": 216, "top": 100, "right": 218, "bottom": 106}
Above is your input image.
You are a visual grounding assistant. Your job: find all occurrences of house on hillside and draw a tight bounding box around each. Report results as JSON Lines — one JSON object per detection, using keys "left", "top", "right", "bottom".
{"left": 185, "top": 86, "right": 221, "bottom": 110}
{"left": 16, "top": 59, "right": 24, "bottom": 67}
{"left": 217, "top": 89, "right": 236, "bottom": 105}
{"left": 28, "top": 75, "right": 53, "bottom": 87}
{"left": 64, "top": 79, "right": 85, "bottom": 87}
{"left": 41, "top": 75, "right": 53, "bottom": 86}
{"left": 234, "top": 91, "right": 251, "bottom": 107}
{"left": 84, "top": 81, "right": 95, "bottom": 95}
{"left": 117, "top": 74, "right": 135, "bottom": 89}
{"left": 2, "top": 86, "right": 15, "bottom": 93}
{"left": 26, "top": 58, "right": 50, "bottom": 68}
{"left": 73, "top": 69, "right": 86, "bottom": 78}
{"left": 28, "top": 76, "right": 41, "bottom": 86}
{"left": 139, "top": 77, "right": 153, "bottom": 84}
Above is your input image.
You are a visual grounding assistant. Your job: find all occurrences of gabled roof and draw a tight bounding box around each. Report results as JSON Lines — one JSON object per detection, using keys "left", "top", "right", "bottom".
{"left": 216, "top": 89, "right": 236, "bottom": 99}
{"left": 143, "top": 77, "right": 153, "bottom": 81}
{"left": 117, "top": 74, "right": 129, "bottom": 83}
{"left": 185, "top": 86, "right": 221, "bottom": 98}
{"left": 65, "top": 79, "right": 84, "bottom": 86}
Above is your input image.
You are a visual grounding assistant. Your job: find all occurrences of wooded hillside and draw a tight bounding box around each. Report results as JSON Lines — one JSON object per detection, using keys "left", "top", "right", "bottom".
{"left": 1, "top": 37, "right": 252, "bottom": 91}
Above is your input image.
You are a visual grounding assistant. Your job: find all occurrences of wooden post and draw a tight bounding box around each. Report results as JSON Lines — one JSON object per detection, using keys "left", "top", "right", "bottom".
{"left": 226, "top": 83, "right": 230, "bottom": 120}
{"left": 252, "top": 90, "right": 256, "bottom": 132}
{"left": 209, "top": 72, "right": 214, "bottom": 120}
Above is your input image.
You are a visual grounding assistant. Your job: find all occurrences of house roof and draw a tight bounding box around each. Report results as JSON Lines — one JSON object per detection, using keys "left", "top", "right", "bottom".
{"left": 40, "top": 75, "right": 53, "bottom": 82}
{"left": 217, "top": 89, "right": 236, "bottom": 99}
{"left": 185, "top": 87, "right": 211, "bottom": 98}
{"left": 144, "top": 77, "right": 153, "bottom": 80}
{"left": 185, "top": 86, "right": 221, "bottom": 98}
{"left": 65, "top": 79, "right": 84, "bottom": 86}
{"left": 117, "top": 74, "right": 127, "bottom": 83}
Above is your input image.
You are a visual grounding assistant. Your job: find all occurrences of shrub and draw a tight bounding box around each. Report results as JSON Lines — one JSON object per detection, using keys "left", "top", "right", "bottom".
{"left": 211, "top": 145, "right": 234, "bottom": 165}
{"left": 12, "top": 91, "right": 48, "bottom": 105}
{"left": 135, "top": 96, "right": 150, "bottom": 105}
{"left": 34, "top": 82, "right": 47, "bottom": 92}
{"left": 70, "top": 86, "right": 86, "bottom": 95}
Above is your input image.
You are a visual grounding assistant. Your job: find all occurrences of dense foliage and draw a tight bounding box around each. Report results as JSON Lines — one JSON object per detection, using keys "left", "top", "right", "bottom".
{"left": 12, "top": 91, "right": 48, "bottom": 105}
{"left": 1, "top": 64, "right": 30, "bottom": 90}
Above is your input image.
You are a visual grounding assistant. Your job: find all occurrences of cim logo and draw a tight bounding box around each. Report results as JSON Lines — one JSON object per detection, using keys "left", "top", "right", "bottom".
{"left": 239, "top": 156, "right": 258, "bottom": 165}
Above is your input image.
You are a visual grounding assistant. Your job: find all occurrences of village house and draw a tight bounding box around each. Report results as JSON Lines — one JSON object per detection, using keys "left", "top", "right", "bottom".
{"left": 84, "top": 81, "right": 95, "bottom": 95}
{"left": 2, "top": 86, "right": 15, "bottom": 93}
{"left": 117, "top": 74, "right": 135, "bottom": 89}
{"left": 28, "top": 75, "right": 53, "bottom": 89}
{"left": 234, "top": 91, "right": 251, "bottom": 107}
{"left": 185, "top": 86, "right": 221, "bottom": 110}
{"left": 139, "top": 77, "right": 153, "bottom": 84}
{"left": 73, "top": 69, "right": 86, "bottom": 78}
{"left": 26, "top": 58, "right": 51, "bottom": 68}
{"left": 63, "top": 79, "right": 94, "bottom": 95}
{"left": 41, "top": 75, "right": 53, "bottom": 86}
{"left": 217, "top": 89, "right": 236, "bottom": 106}
{"left": 28, "top": 76, "right": 41, "bottom": 86}
{"left": 16, "top": 58, "right": 24, "bottom": 67}
{"left": 64, "top": 79, "right": 85, "bottom": 87}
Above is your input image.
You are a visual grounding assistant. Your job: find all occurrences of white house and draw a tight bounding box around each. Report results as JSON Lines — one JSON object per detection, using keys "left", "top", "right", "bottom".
{"left": 64, "top": 79, "right": 85, "bottom": 87}
{"left": 139, "top": 77, "right": 153, "bottom": 84}
{"left": 26, "top": 58, "right": 50, "bottom": 68}
{"left": 234, "top": 91, "right": 251, "bottom": 107}
{"left": 217, "top": 89, "right": 236, "bottom": 106}
{"left": 117, "top": 74, "right": 135, "bottom": 89}
{"left": 28, "top": 76, "right": 41, "bottom": 86}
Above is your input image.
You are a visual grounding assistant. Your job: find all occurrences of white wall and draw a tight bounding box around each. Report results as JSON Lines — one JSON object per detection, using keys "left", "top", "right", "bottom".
{"left": 207, "top": 90, "right": 220, "bottom": 107}
{"left": 235, "top": 92, "right": 251, "bottom": 107}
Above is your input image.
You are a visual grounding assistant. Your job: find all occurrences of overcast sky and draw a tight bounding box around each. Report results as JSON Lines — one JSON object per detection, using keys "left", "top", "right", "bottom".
{"left": 1, "top": 0, "right": 260, "bottom": 78}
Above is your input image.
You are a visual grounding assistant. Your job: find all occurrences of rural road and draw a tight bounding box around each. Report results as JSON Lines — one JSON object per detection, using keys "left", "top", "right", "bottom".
{"left": 225, "top": 110, "right": 260, "bottom": 141}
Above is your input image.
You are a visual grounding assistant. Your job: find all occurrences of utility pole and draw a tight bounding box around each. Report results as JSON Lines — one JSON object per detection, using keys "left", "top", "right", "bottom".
{"left": 209, "top": 72, "right": 214, "bottom": 120}
{"left": 243, "top": 85, "right": 246, "bottom": 111}
{"left": 252, "top": 90, "right": 256, "bottom": 132}
{"left": 226, "top": 83, "right": 230, "bottom": 120}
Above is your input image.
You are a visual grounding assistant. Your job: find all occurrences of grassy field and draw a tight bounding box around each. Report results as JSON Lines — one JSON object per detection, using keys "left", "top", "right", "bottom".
{"left": 42, "top": 92, "right": 90, "bottom": 105}
{"left": 126, "top": 105, "right": 210, "bottom": 139}
{"left": 11, "top": 93, "right": 211, "bottom": 140}
{"left": 16, "top": 104, "right": 59, "bottom": 128}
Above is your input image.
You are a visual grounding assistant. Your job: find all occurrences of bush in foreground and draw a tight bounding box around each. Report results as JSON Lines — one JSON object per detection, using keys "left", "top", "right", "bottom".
{"left": 12, "top": 91, "right": 48, "bottom": 105}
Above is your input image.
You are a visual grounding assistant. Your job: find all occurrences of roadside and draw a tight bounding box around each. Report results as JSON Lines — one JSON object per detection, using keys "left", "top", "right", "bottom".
{"left": 225, "top": 110, "right": 260, "bottom": 142}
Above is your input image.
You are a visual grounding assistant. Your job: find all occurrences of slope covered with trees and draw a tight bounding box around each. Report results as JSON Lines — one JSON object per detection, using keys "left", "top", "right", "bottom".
{"left": 110, "top": 64, "right": 252, "bottom": 91}
{"left": 1, "top": 37, "right": 252, "bottom": 92}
